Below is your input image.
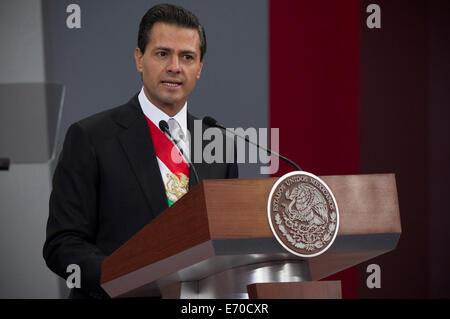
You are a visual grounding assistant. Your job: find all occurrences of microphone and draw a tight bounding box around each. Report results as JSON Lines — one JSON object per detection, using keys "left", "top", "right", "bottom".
{"left": 159, "top": 120, "right": 200, "bottom": 185}
{"left": 202, "top": 116, "right": 302, "bottom": 172}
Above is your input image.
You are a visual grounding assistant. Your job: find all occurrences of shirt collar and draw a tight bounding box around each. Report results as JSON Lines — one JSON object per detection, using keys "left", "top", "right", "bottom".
{"left": 138, "top": 87, "right": 188, "bottom": 137}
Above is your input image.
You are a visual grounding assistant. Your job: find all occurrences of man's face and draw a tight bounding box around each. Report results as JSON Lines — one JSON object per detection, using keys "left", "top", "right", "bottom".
{"left": 134, "top": 22, "right": 203, "bottom": 111}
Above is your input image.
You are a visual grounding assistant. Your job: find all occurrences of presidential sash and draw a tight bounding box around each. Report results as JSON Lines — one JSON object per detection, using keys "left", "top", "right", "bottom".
{"left": 145, "top": 117, "right": 189, "bottom": 206}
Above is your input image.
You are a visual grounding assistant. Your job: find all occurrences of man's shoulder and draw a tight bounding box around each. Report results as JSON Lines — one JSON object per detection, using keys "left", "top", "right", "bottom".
{"left": 74, "top": 94, "right": 139, "bottom": 140}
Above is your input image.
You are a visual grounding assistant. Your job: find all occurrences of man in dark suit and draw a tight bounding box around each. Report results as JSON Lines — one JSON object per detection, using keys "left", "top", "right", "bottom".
{"left": 43, "top": 4, "right": 238, "bottom": 299}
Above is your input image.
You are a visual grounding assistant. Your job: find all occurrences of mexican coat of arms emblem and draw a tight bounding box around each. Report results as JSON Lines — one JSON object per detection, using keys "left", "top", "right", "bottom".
{"left": 267, "top": 171, "right": 339, "bottom": 257}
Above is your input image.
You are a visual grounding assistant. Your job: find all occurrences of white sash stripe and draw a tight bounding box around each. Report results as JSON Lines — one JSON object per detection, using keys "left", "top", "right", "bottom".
{"left": 157, "top": 156, "right": 188, "bottom": 202}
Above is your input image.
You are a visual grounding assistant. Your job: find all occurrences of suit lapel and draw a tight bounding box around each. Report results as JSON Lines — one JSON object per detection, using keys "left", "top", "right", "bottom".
{"left": 187, "top": 112, "right": 204, "bottom": 190}
{"left": 114, "top": 95, "right": 168, "bottom": 219}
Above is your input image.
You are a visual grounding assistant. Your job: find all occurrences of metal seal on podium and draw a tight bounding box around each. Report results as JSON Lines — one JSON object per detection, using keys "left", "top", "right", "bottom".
{"left": 267, "top": 171, "right": 339, "bottom": 258}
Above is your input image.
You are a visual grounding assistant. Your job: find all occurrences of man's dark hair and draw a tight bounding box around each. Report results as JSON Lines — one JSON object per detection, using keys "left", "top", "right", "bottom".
{"left": 138, "top": 3, "right": 207, "bottom": 61}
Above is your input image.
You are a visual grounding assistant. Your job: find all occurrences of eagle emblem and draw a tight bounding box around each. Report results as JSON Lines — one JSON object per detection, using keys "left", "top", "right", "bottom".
{"left": 165, "top": 172, "right": 189, "bottom": 202}
{"left": 268, "top": 171, "right": 339, "bottom": 257}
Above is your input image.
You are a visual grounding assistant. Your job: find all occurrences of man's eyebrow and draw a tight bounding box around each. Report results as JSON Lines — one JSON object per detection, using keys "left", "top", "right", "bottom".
{"left": 153, "top": 47, "right": 197, "bottom": 56}
{"left": 154, "top": 46, "right": 172, "bottom": 52}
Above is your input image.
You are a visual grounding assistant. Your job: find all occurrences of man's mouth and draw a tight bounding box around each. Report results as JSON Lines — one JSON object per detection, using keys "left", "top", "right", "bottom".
{"left": 161, "top": 81, "right": 182, "bottom": 88}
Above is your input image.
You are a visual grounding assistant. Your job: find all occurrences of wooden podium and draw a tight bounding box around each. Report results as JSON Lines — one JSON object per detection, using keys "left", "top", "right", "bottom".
{"left": 100, "top": 174, "right": 401, "bottom": 299}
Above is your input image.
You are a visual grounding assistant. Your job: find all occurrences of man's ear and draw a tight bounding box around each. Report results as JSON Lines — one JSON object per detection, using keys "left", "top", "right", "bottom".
{"left": 134, "top": 48, "right": 144, "bottom": 72}
{"left": 196, "top": 60, "right": 204, "bottom": 80}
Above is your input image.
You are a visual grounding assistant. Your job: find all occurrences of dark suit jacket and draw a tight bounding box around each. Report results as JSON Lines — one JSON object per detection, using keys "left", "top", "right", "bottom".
{"left": 43, "top": 94, "right": 238, "bottom": 299}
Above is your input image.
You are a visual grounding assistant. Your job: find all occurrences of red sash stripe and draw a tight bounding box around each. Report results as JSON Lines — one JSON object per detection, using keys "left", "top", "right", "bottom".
{"left": 145, "top": 116, "right": 189, "bottom": 177}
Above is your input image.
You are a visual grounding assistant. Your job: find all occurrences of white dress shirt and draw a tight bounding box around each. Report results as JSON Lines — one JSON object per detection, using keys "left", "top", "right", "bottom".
{"left": 138, "top": 86, "right": 191, "bottom": 161}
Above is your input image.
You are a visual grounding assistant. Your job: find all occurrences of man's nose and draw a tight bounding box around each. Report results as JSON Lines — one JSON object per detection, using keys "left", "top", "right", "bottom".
{"left": 167, "top": 55, "right": 181, "bottom": 73}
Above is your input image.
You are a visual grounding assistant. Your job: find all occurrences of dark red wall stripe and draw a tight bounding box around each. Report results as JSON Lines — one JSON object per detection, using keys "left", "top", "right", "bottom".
{"left": 357, "top": 0, "right": 430, "bottom": 298}
{"left": 269, "top": 0, "right": 360, "bottom": 298}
